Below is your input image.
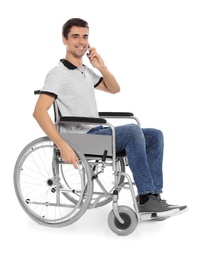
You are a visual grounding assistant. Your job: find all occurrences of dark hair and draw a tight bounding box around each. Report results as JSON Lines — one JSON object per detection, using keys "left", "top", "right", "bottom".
{"left": 62, "top": 18, "right": 89, "bottom": 39}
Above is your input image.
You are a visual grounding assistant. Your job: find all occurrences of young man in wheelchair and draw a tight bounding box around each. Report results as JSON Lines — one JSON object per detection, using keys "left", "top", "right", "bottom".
{"left": 33, "top": 18, "right": 187, "bottom": 216}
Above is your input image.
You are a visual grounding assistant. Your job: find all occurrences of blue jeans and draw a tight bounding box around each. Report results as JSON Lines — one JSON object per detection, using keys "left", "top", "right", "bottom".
{"left": 87, "top": 124, "right": 164, "bottom": 195}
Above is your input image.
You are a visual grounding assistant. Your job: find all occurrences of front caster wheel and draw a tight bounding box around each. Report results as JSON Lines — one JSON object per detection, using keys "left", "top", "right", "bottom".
{"left": 108, "top": 205, "right": 138, "bottom": 236}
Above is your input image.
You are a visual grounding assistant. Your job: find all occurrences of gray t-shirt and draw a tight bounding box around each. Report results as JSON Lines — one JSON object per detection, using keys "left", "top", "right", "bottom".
{"left": 41, "top": 59, "right": 103, "bottom": 133}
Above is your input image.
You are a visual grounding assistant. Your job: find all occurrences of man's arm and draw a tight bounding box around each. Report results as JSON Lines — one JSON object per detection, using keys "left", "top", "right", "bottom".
{"left": 87, "top": 47, "right": 120, "bottom": 94}
{"left": 96, "top": 66, "right": 120, "bottom": 94}
{"left": 33, "top": 94, "right": 79, "bottom": 168}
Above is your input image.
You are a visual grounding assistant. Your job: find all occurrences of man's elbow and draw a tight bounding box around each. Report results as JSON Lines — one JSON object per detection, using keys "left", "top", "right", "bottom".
{"left": 33, "top": 108, "right": 40, "bottom": 121}
{"left": 111, "top": 87, "right": 120, "bottom": 94}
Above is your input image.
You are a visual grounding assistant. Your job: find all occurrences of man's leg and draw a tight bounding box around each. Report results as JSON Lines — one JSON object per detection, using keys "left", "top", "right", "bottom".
{"left": 88, "top": 124, "right": 157, "bottom": 195}
{"left": 87, "top": 124, "right": 187, "bottom": 214}
{"left": 141, "top": 128, "right": 164, "bottom": 195}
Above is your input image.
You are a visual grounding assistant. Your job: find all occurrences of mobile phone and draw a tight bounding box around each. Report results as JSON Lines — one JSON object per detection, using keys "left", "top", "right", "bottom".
{"left": 87, "top": 44, "right": 91, "bottom": 57}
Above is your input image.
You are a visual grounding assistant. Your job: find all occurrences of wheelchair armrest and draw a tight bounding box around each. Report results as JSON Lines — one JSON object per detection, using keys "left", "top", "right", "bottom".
{"left": 99, "top": 112, "right": 141, "bottom": 127}
{"left": 99, "top": 112, "right": 134, "bottom": 117}
{"left": 59, "top": 116, "right": 107, "bottom": 124}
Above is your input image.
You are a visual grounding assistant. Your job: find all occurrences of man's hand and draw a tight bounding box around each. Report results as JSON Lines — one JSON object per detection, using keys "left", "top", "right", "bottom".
{"left": 59, "top": 142, "right": 79, "bottom": 169}
{"left": 86, "top": 46, "right": 120, "bottom": 94}
{"left": 87, "top": 46, "right": 106, "bottom": 70}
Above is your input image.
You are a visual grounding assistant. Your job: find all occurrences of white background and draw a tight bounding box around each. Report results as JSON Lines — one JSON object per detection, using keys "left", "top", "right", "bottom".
{"left": 1, "top": 0, "right": 201, "bottom": 259}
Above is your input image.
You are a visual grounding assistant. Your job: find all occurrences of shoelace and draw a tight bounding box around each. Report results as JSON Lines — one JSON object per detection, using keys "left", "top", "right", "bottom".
{"left": 156, "top": 197, "right": 175, "bottom": 207}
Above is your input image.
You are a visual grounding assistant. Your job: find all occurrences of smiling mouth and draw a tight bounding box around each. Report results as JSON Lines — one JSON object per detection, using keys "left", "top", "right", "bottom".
{"left": 76, "top": 46, "right": 86, "bottom": 51}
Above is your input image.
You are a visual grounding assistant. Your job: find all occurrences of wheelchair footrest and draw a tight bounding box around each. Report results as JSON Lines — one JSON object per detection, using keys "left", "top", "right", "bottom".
{"left": 140, "top": 208, "right": 180, "bottom": 221}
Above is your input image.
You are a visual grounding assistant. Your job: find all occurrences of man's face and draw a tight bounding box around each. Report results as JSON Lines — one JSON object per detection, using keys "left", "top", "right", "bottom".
{"left": 63, "top": 26, "right": 89, "bottom": 58}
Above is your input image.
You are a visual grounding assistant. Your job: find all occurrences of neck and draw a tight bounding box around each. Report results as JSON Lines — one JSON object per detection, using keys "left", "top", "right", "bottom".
{"left": 65, "top": 53, "right": 83, "bottom": 68}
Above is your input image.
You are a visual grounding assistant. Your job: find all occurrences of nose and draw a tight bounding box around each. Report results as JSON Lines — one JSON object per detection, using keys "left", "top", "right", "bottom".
{"left": 78, "top": 37, "right": 88, "bottom": 45}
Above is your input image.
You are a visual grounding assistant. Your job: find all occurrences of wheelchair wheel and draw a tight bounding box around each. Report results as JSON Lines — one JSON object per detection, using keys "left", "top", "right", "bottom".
{"left": 108, "top": 206, "right": 138, "bottom": 236}
{"left": 61, "top": 157, "right": 125, "bottom": 208}
{"left": 14, "top": 137, "right": 93, "bottom": 227}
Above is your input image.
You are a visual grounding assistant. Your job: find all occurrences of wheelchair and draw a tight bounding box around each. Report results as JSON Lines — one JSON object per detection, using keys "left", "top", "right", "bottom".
{"left": 13, "top": 90, "right": 171, "bottom": 236}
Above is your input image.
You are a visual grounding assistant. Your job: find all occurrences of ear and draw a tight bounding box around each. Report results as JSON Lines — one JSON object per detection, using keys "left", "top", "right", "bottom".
{"left": 62, "top": 37, "right": 68, "bottom": 46}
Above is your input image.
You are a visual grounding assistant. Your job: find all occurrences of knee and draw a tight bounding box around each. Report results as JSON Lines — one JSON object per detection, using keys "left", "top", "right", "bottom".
{"left": 151, "top": 129, "right": 164, "bottom": 147}
{"left": 154, "top": 129, "right": 164, "bottom": 142}
{"left": 142, "top": 128, "right": 164, "bottom": 147}
{"left": 125, "top": 124, "right": 144, "bottom": 140}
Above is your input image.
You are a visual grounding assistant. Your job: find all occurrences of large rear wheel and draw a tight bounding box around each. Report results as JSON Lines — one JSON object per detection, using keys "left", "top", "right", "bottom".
{"left": 14, "top": 137, "right": 93, "bottom": 227}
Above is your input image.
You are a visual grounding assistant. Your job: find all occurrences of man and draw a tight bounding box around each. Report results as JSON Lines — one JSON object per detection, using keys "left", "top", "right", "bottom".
{"left": 33, "top": 18, "right": 187, "bottom": 215}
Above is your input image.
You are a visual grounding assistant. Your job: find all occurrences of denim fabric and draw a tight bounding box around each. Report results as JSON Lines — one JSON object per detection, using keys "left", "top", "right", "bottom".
{"left": 87, "top": 124, "right": 164, "bottom": 195}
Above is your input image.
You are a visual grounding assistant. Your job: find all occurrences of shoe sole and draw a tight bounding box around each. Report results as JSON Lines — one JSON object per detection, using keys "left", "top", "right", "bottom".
{"left": 140, "top": 206, "right": 188, "bottom": 221}
{"left": 140, "top": 208, "right": 180, "bottom": 221}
